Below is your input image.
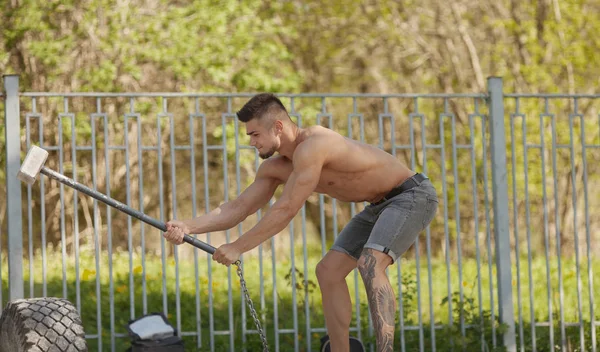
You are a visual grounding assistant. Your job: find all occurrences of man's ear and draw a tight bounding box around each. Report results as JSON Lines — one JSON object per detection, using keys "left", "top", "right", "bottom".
{"left": 274, "top": 120, "right": 284, "bottom": 134}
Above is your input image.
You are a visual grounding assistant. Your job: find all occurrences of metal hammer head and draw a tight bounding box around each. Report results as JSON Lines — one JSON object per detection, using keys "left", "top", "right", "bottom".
{"left": 18, "top": 145, "right": 49, "bottom": 185}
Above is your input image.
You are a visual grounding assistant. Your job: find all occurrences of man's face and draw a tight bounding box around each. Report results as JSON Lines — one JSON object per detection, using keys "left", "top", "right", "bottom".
{"left": 245, "top": 118, "right": 280, "bottom": 159}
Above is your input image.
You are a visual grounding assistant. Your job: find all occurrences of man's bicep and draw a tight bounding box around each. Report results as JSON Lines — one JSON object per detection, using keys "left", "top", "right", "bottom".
{"left": 277, "top": 141, "right": 328, "bottom": 212}
{"left": 278, "top": 164, "right": 321, "bottom": 213}
{"left": 236, "top": 176, "right": 280, "bottom": 216}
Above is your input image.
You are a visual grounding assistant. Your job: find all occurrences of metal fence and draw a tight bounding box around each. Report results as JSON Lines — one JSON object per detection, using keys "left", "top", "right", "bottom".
{"left": 2, "top": 75, "right": 599, "bottom": 352}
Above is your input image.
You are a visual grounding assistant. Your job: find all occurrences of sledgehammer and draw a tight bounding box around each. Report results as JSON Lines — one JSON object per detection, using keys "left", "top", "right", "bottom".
{"left": 17, "top": 145, "right": 216, "bottom": 254}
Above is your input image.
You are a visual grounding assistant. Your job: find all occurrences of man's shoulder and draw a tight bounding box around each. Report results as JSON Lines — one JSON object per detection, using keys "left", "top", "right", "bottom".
{"left": 297, "top": 126, "right": 346, "bottom": 155}
{"left": 305, "top": 125, "right": 340, "bottom": 139}
{"left": 297, "top": 126, "right": 340, "bottom": 150}
{"left": 259, "top": 155, "right": 291, "bottom": 169}
{"left": 257, "top": 156, "right": 292, "bottom": 179}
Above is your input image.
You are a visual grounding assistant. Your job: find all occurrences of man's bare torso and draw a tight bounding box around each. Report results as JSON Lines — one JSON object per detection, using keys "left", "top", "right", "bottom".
{"left": 262, "top": 126, "right": 414, "bottom": 203}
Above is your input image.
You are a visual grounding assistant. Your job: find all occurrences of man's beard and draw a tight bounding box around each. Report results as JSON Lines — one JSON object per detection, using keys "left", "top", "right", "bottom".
{"left": 259, "top": 146, "right": 276, "bottom": 159}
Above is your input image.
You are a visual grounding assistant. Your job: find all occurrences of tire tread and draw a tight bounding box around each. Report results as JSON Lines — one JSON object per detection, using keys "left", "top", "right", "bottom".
{"left": 0, "top": 297, "right": 87, "bottom": 352}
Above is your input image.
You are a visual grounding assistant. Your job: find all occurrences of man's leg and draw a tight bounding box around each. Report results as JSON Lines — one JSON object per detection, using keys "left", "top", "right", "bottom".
{"left": 316, "top": 250, "right": 358, "bottom": 352}
{"left": 355, "top": 177, "right": 438, "bottom": 351}
{"left": 357, "top": 248, "right": 395, "bottom": 352}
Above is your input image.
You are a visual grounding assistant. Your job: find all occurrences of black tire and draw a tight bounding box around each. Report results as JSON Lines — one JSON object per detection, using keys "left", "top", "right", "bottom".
{"left": 0, "top": 297, "right": 87, "bottom": 352}
{"left": 319, "top": 334, "right": 366, "bottom": 352}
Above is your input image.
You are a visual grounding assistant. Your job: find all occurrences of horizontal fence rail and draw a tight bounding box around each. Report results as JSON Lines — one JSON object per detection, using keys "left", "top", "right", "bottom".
{"left": 2, "top": 76, "right": 599, "bottom": 352}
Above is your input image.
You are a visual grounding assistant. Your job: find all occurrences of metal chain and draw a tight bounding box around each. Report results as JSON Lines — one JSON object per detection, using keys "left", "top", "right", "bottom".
{"left": 235, "top": 260, "right": 270, "bottom": 352}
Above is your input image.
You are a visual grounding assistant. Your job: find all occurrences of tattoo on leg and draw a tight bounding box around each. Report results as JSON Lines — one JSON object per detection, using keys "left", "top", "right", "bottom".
{"left": 375, "top": 285, "right": 396, "bottom": 325}
{"left": 359, "top": 249, "right": 377, "bottom": 290}
{"left": 359, "top": 249, "right": 396, "bottom": 351}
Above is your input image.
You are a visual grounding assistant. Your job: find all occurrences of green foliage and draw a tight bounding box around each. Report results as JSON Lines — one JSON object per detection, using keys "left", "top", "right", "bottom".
{"left": 438, "top": 291, "right": 507, "bottom": 352}
{"left": 2, "top": 246, "right": 598, "bottom": 351}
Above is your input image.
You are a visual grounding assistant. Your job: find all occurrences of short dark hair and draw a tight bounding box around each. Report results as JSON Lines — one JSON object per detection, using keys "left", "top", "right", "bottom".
{"left": 236, "top": 93, "right": 288, "bottom": 123}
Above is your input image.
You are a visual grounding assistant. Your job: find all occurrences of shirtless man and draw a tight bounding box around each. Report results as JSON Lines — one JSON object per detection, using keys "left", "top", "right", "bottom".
{"left": 163, "top": 93, "right": 438, "bottom": 352}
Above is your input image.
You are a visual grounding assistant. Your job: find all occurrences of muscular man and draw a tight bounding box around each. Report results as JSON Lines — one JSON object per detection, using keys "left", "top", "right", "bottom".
{"left": 163, "top": 93, "right": 438, "bottom": 352}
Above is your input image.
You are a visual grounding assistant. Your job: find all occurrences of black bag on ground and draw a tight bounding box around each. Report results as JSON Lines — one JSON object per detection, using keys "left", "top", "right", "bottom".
{"left": 319, "top": 334, "right": 365, "bottom": 352}
{"left": 125, "top": 312, "right": 184, "bottom": 352}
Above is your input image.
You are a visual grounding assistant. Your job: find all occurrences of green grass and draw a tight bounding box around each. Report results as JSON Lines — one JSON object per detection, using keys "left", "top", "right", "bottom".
{"left": 1, "top": 243, "right": 599, "bottom": 351}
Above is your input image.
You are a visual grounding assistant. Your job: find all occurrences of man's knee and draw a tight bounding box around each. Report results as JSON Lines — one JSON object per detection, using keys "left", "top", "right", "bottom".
{"left": 316, "top": 251, "right": 356, "bottom": 284}
{"left": 357, "top": 248, "right": 392, "bottom": 277}
{"left": 315, "top": 260, "right": 329, "bottom": 283}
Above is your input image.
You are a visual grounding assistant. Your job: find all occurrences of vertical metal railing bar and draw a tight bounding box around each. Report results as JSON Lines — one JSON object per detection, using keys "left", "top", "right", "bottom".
{"left": 358, "top": 98, "right": 365, "bottom": 344}
{"left": 509, "top": 98, "right": 525, "bottom": 352}
{"left": 381, "top": 98, "right": 395, "bottom": 308}
{"left": 4, "top": 75, "right": 24, "bottom": 302}
{"left": 468, "top": 99, "right": 485, "bottom": 352}
{"left": 438, "top": 99, "right": 453, "bottom": 349}
{"left": 165, "top": 96, "right": 183, "bottom": 338}
{"left": 223, "top": 97, "right": 235, "bottom": 351}
{"left": 348, "top": 96, "right": 364, "bottom": 345}
{"left": 190, "top": 98, "right": 202, "bottom": 349}
{"left": 568, "top": 102, "right": 585, "bottom": 351}
{"left": 37, "top": 97, "right": 48, "bottom": 299}
{"left": 396, "top": 98, "right": 417, "bottom": 352}
{"left": 233, "top": 97, "right": 249, "bottom": 352}
{"left": 552, "top": 105, "right": 565, "bottom": 350}
{"left": 101, "top": 109, "right": 116, "bottom": 351}
{"left": 489, "top": 78, "right": 516, "bottom": 351}
{"left": 25, "top": 111, "right": 34, "bottom": 298}
{"left": 259, "top": 190, "right": 279, "bottom": 351}
{"left": 269, "top": 193, "right": 279, "bottom": 352}
{"left": 382, "top": 98, "right": 395, "bottom": 158}
{"left": 290, "top": 190, "right": 300, "bottom": 352}
{"left": 58, "top": 100, "right": 68, "bottom": 300}
{"left": 317, "top": 97, "right": 332, "bottom": 261}
{"left": 215, "top": 102, "right": 231, "bottom": 349}
{"left": 285, "top": 103, "right": 299, "bottom": 351}
{"left": 539, "top": 99, "right": 554, "bottom": 350}
{"left": 366, "top": 97, "right": 387, "bottom": 352}
{"left": 301, "top": 200, "right": 309, "bottom": 350}
{"left": 254, "top": 150, "right": 268, "bottom": 348}
{"left": 408, "top": 98, "right": 424, "bottom": 352}
{"left": 328, "top": 101, "right": 338, "bottom": 249}
{"left": 129, "top": 98, "right": 148, "bottom": 317}
{"left": 425, "top": 173, "right": 437, "bottom": 349}
{"left": 447, "top": 98, "right": 466, "bottom": 348}
{"left": 475, "top": 102, "right": 485, "bottom": 348}
{"left": 69, "top": 101, "right": 82, "bottom": 315}
{"left": 583, "top": 110, "right": 596, "bottom": 352}
{"left": 316, "top": 96, "right": 331, "bottom": 352}
{"left": 482, "top": 104, "right": 497, "bottom": 348}
{"left": 201, "top": 112, "right": 216, "bottom": 352}
{"left": 125, "top": 110, "right": 135, "bottom": 322}
{"left": 157, "top": 99, "right": 168, "bottom": 320}
{"left": 289, "top": 97, "right": 311, "bottom": 350}
{"left": 419, "top": 98, "right": 437, "bottom": 352}
{"left": 91, "top": 98, "right": 104, "bottom": 352}
{"left": 72, "top": 108, "right": 98, "bottom": 335}
{"left": 232, "top": 102, "right": 252, "bottom": 351}
{"left": 521, "top": 106, "right": 537, "bottom": 351}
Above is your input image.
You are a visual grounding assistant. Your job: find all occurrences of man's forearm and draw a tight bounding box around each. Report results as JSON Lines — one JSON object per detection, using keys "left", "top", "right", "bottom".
{"left": 235, "top": 205, "right": 294, "bottom": 252}
{"left": 185, "top": 201, "right": 245, "bottom": 234}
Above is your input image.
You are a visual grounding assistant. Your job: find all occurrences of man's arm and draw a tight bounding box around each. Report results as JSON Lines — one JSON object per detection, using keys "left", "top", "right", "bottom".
{"left": 181, "top": 164, "right": 280, "bottom": 234}
{"left": 235, "top": 139, "right": 327, "bottom": 252}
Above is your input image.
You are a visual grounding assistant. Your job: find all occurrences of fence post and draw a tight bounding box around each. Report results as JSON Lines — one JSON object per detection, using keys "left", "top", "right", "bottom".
{"left": 488, "top": 76, "right": 516, "bottom": 351}
{"left": 3, "top": 74, "right": 24, "bottom": 301}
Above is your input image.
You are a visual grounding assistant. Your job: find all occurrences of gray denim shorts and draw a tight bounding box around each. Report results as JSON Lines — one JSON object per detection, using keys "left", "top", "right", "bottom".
{"left": 331, "top": 175, "right": 438, "bottom": 263}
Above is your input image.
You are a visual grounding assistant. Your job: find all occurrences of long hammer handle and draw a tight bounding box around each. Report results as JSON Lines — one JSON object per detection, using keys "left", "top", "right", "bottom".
{"left": 39, "top": 166, "right": 216, "bottom": 255}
